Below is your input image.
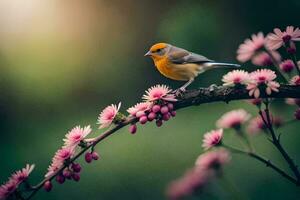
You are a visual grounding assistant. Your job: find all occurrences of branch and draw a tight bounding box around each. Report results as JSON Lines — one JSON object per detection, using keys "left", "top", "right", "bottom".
{"left": 26, "top": 84, "right": 300, "bottom": 199}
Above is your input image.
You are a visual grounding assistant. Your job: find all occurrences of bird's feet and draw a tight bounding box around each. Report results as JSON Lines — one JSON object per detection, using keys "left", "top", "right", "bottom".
{"left": 208, "top": 84, "right": 218, "bottom": 92}
{"left": 174, "top": 87, "right": 186, "bottom": 97}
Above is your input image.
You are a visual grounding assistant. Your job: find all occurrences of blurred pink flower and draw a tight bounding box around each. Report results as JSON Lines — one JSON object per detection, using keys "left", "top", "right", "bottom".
{"left": 166, "top": 168, "right": 209, "bottom": 200}
{"left": 143, "top": 85, "right": 177, "bottom": 102}
{"left": 285, "top": 98, "right": 300, "bottom": 106}
{"left": 237, "top": 32, "right": 265, "bottom": 62}
{"left": 216, "top": 109, "right": 251, "bottom": 129}
{"left": 247, "top": 69, "right": 279, "bottom": 98}
{"left": 266, "top": 26, "right": 300, "bottom": 50}
{"left": 279, "top": 59, "right": 295, "bottom": 73}
{"left": 12, "top": 164, "right": 35, "bottom": 184}
{"left": 251, "top": 51, "right": 281, "bottom": 66}
{"left": 195, "top": 149, "right": 230, "bottom": 171}
{"left": 222, "top": 70, "right": 249, "bottom": 86}
{"left": 247, "top": 116, "right": 266, "bottom": 134}
{"left": 247, "top": 98, "right": 262, "bottom": 106}
{"left": 0, "top": 180, "right": 17, "bottom": 200}
{"left": 63, "top": 125, "right": 92, "bottom": 147}
{"left": 290, "top": 75, "right": 300, "bottom": 85}
{"left": 202, "top": 129, "right": 223, "bottom": 150}
{"left": 127, "top": 102, "right": 152, "bottom": 116}
{"left": 97, "top": 102, "right": 121, "bottom": 128}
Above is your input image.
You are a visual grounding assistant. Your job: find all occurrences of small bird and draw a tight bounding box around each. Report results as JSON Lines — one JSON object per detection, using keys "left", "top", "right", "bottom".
{"left": 145, "top": 43, "right": 240, "bottom": 93}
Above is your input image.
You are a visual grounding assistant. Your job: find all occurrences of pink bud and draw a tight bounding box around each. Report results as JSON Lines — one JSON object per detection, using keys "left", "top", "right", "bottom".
{"left": 167, "top": 103, "right": 174, "bottom": 110}
{"left": 136, "top": 111, "right": 145, "bottom": 118}
{"left": 294, "top": 108, "right": 300, "bottom": 120}
{"left": 72, "top": 173, "right": 80, "bottom": 182}
{"left": 139, "top": 116, "right": 148, "bottom": 124}
{"left": 85, "top": 152, "right": 93, "bottom": 163}
{"left": 56, "top": 174, "right": 65, "bottom": 184}
{"left": 152, "top": 105, "right": 161, "bottom": 113}
{"left": 162, "top": 113, "right": 171, "bottom": 121}
{"left": 92, "top": 151, "right": 99, "bottom": 160}
{"left": 170, "top": 111, "right": 176, "bottom": 117}
{"left": 147, "top": 112, "right": 157, "bottom": 121}
{"left": 43, "top": 181, "right": 52, "bottom": 192}
{"left": 156, "top": 120, "right": 163, "bottom": 127}
{"left": 129, "top": 124, "right": 137, "bottom": 134}
{"left": 160, "top": 106, "right": 169, "bottom": 114}
{"left": 62, "top": 169, "right": 72, "bottom": 179}
{"left": 71, "top": 163, "right": 81, "bottom": 173}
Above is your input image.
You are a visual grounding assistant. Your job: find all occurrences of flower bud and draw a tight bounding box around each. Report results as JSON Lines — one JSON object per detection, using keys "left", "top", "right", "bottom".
{"left": 85, "top": 152, "right": 93, "bottom": 163}
{"left": 170, "top": 111, "right": 176, "bottom": 117}
{"left": 43, "top": 181, "right": 52, "bottom": 192}
{"left": 167, "top": 103, "right": 174, "bottom": 111}
{"left": 152, "top": 105, "right": 161, "bottom": 113}
{"left": 147, "top": 112, "right": 157, "bottom": 121}
{"left": 92, "top": 151, "right": 100, "bottom": 160}
{"left": 72, "top": 173, "right": 80, "bottom": 182}
{"left": 162, "top": 113, "right": 171, "bottom": 121}
{"left": 56, "top": 174, "right": 65, "bottom": 184}
{"left": 160, "top": 106, "right": 169, "bottom": 114}
{"left": 294, "top": 108, "right": 300, "bottom": 120}
{"left": 62, "top": 169, "right": 72, "bottom": 179}
{"left": 156, "top": 120, "right": 163, "bottom": 127}
{"left": 139, "top": 116, "right": 148, "bottom": 124}
{"left": 71, "top": 163, "right": 82, "bottom": 173}
{"left": 129, "top": 124, "right": 137, "bottom": 134}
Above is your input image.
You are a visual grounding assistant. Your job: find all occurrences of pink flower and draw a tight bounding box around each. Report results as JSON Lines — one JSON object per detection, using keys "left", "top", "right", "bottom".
{"left": 266, "top": 26, "right": 300, "bottom": 50}
{"left": 290, "top": 75, "right": 300, "bottom": 85}
{"left": 195, "top": 149, "right": 230, "bottom": 171}
{"left": 45, "top": 147, "right": 75, "bottom": 178}
{"left": 216, "top": 109, "right": 251, "bottom": 129}
{"left": 63, "top": 125, "right": 92, "bottom": 147}
{"left": 247, "top": 69, "right": 280, "bottom": 98}
{"left": 0, "top": 180, "right": 17, "bottom": 200}
{"left": 279, "top": 59, "right": 295, "bottom": 73}
{"left": 166, "top": 168, "right": 209, "bottom": 200}
{"left": 285, "top": 98, "right": 300, "bottom": 106}
{"left": 237, "top": 32, "right": 265, "bottom": 62}
{"left": 202, "top": 129, "right": 223, "bottom": 150}
{"left": 222, "top": 70, "right": 249, "bottom": 86}
{"left": 97, "top": 102, "right": 121, "bottom": 128}
{"left": 143, "top": 85, "right": 177, "bottom": 102}
{"left": 11, "top": 164, "right": 35, "bottom": 184}
{"left": 127, "top": 102, "right": 152, "bottom": 116}
{"left": 247, "top": 116, "right": 267, "bottom": 134}
{"left": 251, "top": 51, "right": 281, "bottom": 66}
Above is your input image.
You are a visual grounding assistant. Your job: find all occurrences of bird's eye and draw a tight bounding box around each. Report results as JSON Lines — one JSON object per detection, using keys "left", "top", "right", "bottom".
{"left": 155, "top": 49, "right": 161, "bottom": 53}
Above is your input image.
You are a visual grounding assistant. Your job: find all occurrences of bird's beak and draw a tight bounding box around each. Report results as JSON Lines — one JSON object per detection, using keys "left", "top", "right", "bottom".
{"left": 144, "top": 51, "right": 151, "bottom": 57}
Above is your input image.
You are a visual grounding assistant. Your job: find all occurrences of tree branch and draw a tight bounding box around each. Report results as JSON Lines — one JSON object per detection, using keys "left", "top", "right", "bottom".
{"left": 25, "top": 84, "right": 300, "bottom": 199}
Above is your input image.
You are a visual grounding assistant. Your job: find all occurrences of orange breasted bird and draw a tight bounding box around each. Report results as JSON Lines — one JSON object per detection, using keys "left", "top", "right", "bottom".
{"left": 145, "top": 43, "right": 240, "bottom": 92}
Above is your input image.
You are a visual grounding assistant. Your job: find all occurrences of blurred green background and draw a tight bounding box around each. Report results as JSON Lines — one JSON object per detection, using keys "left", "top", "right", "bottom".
{"left": 1, "top": 0, "right": 300, "bottom": 199}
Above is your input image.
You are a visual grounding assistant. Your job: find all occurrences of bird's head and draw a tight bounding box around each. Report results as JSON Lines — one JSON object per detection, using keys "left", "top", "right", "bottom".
{"left": 144, "top": 43, "right": 171, "bottom": 61}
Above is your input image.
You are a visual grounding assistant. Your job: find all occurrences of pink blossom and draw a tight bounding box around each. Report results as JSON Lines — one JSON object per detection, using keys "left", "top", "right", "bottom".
{"left": 222, "top": 70, "right": 249, "bottom": 86}
{"left": 166, "top": 168, "right": 209, "bottom": 200}
{"left": 237, "top": 32, "right": 265, "bottom": 62}
{"left": 266, "top": 26, "right": 300, "bottom": 50}
{"left": 251, "top": 51, "right": 281, "bottom": 66}
{"left": 0, "top": 180, "right": 17, "bottom": 200}
{"left": 247, "top": 69, "right": 280, "bottom": 98}
{"left": 290, "top": 75, "right": 300, "bottom": 85}
{"left": 11, "top": 164, "right": 35, "bottom": 184}
{"left": 279, "top": 59, "right": 295, "bottom": 73}
{"left": 285, "top": 98, "right": 300, "bottom": 106}
{"left": 202, "top": 129, "right": 223, "bottom": 150}
{"left": 127, "top": 102, "right": 152, "bottom": 116}
{"left": 247, "top": 116, "right": 266, "bottom": 134}
{"left": 97, "top": 102, "right": 121, "bottom": 128}
{"left": 143, "top": 85, "right": 177, "bottom": 102}
{"left": 195, "top": 149, "right": 230, "bottom": 171}
{"left": 216, "top": 109, "right": 251, "bottom": 129}
{"left": 63, "top": 125, "right": 92, "bottom": 147}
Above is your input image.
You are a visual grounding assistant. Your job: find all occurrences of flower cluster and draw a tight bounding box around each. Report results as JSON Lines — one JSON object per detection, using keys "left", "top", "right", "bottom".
{"left": 166, "top": 149, "right": 230, "bottom": 200}
{"left": 0, "top": 164, "right": 35, "bottom": 199}
{"left": 127, "top": 85, "right": 177, "bottom": 134}
{"left": 43, "top": 125, "right": 97, "bottom": 192}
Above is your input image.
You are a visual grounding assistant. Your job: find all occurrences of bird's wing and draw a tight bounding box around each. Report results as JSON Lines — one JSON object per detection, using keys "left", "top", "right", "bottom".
{"left": 168, "top": 46, "right": 213, "bottom": 64}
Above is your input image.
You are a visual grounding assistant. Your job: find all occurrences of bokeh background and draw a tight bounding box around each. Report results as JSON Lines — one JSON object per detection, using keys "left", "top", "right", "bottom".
{"left": 1, "top": 0, "right": 300, "bottom": 199}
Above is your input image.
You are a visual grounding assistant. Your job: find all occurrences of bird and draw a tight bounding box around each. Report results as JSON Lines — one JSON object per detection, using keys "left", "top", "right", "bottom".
{"left": 144, "top": 43, "right": 240, "bottom": 94}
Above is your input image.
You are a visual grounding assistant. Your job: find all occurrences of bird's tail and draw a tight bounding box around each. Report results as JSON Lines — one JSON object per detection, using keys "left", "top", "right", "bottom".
{"left": 203, "top": 62, "right": 241, "bottom": 69}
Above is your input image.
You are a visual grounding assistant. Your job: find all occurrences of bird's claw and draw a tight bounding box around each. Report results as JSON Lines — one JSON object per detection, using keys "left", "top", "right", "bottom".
{"left": 208, "top": 84, "right": 218, "bottom": 92}
{"left": 174, "top": 87, "right": 186, "bottom": 97}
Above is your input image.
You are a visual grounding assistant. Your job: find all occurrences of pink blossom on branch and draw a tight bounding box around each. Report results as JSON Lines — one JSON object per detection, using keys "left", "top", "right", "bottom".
{"left": 290, "top": 75, "right": 300, "bottom": 85}
{"left": 11, "top": 164, "right": 35, "bottom": 184}
{"left": 251, "top": 51, "right": 281, "bottom": 66}
{"left": 237, "top": 32, "right": 265, "bottom": 62}
{"left": 266, "top": 26, "right": 300, "bottom": 50}
{"left": 202, "top": 129, "right": 223, "bottom": 150}
{"left": 97, "top": 102, "right": 121, "bottom": 128}
{"left": 216, "top": 109, "right": 251, "bottom": 129}
{"left": 247, "top": 69, "right": 280, "bottom": 98}
{"left": 195, "top": 149, "right": 231, "bottom": 171}
{"left": 63, "top": 125, "right": 92, "bottom": 148}
{"left": 222, "top": 70, "right": 249, "bottom": 86}
{"left": 127, "top": 102, "right": 152, "bottom": 117}
{"left": 143, "top": 85, "right": 177, "bottom": 102}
